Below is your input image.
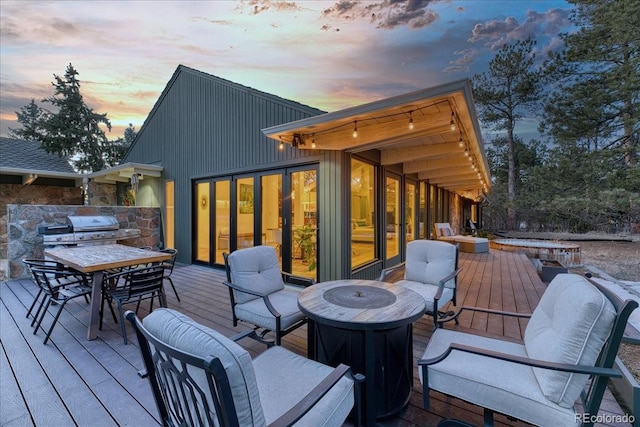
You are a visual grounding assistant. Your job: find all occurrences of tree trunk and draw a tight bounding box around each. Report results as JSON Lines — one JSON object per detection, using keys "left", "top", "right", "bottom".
{"left": 507, "top": 126, "right": 517, "bottom": 230}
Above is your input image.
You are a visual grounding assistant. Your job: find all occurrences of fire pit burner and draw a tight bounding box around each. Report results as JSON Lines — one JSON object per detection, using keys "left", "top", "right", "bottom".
{"left": 324, "top": 285, "right": 397, "bottom": 309}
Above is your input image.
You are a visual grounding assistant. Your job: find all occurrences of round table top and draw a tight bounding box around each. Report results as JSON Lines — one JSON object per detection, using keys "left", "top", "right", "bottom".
{"left": 298, "top": 279, "right": 426, "bottom": 330}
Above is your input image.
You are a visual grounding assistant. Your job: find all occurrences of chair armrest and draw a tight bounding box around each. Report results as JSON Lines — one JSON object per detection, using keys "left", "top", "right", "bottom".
{"left": 438, "top": 268, "right": 462, "bottom": 287}
{"left": 378, "top": 262, "right": 406, "bottom": 282}
{"left": 437, "top": 305, "right": 532, "bottom": 324}
{"left": 269, "top": 364, "right": 361, "bottom": 427}
{"left": 222, "top": 280, "right": 272, "bottom": 298}
{"left": 418, "top": 342, "right": 622, "bottom": 378}
{"left": 223, "top": 280, "right": 283, "bottom": 319}
{"left": 282, "top": 272, "right": 315, "bottom": 288}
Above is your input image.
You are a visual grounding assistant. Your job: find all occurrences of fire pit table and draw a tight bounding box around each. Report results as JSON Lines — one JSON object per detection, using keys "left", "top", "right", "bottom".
{"left": 298, "top": 279, "right": 425, "bottom": 426}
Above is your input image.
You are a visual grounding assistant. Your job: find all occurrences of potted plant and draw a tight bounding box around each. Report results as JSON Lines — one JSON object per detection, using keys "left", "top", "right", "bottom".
{"left": 122, "top": 190, "right": 135, "bottom": 206}
{"left": 294, "top": 224, "right": 316, "bottom": 271}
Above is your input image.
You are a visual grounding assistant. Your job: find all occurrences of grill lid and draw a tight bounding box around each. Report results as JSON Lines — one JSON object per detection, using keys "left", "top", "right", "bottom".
{"left": 65, "top": 215, "right": 119, "bottom": 231}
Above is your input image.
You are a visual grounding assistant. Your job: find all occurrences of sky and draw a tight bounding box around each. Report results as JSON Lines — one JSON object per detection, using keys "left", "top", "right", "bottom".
{"left": 0, "top": 0, "right": 574, "bottom": 142}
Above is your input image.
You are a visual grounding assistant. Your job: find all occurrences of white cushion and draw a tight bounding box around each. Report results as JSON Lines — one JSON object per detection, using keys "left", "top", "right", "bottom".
{"left": 142, "top": 308, "right": 266, "bottom": 426}
{"left": 524, "top": 274, "right": 616, "bottom": 408}
{"left": 395, "top": 279, "right": 454, "bottom": 312}
{"left": 227, "top": 246, "right": 285, "bottom": 304}
{"left": 404, "top": 240, "right": 457, "bottom": 289}
{"left": 421, "top": 329, "right": 578, "bottom": 426}
{"left": 253, "top": 346, "right": 354, "bottom": 426}
{"left": 234, "top": 288, "right": 305, "bottom": 330}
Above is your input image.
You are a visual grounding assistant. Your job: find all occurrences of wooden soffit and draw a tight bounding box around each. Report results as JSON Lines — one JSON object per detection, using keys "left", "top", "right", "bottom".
{"left": 262, "top": 79, "right": 490, "bottom": 200}
{"left": 87, "top": 162, "right": 163, "bottom": 184}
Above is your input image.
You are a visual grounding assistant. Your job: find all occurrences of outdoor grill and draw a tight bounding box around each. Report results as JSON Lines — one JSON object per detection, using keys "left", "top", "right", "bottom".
{"left": 39, "top": 215, "right": 141, "bottom": 247}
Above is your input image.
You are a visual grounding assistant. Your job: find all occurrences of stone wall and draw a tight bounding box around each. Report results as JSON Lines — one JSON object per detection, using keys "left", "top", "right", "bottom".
{"left": 5, "top": 204, "right": 162, "bottom": 279}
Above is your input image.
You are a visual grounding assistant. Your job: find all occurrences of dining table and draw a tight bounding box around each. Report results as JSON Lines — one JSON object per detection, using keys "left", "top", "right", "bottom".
{"left": 44, "top": 244, "right": 172, "bottom": 340}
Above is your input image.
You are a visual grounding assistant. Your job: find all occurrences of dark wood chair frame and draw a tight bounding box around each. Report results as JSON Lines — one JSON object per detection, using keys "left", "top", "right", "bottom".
{"left": 126, "top": 311, "right": 364, "bottom": 427}
{"left": 418, "top": 277, "right": 639, "bottom": 427}
{"left": 222, "top": 252, "right": 314, "bottom": 346}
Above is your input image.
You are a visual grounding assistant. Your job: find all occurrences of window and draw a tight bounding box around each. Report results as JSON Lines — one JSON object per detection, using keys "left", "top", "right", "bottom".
{"left": 351, "top": 159, "right": 376, "bottom": 268}
{"left": 164, "top": 180, "right": 175, "bottom": 249}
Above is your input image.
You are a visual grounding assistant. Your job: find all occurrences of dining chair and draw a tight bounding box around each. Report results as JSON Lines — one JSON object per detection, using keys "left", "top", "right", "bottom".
{"left": 100, "top": 265, "right": 167, "bottom": 344}
{"left": 159, "top": 248, "right": 179, "bottom": 301}
{"left": 127, "top": 308, "right": 363, "bottom": 427}
{"left": 223, "top": 245, "right": 313, "bottom": 346}
{"left": 22, "top": 258, "right": 67, "bottom": 320}
{"left": 418, "top": 273, "right": 638, "bottom": 426}
{"left": 379, "top": 239, "right": 461, "bottom": 328}
{"left": 29, "top": 265, "right": 92, "bottom": 344}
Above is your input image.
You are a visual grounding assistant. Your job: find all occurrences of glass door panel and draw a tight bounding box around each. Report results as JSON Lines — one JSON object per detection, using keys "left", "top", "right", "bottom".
{"left": 236, "top": 177, "right": 255, "bottom": 249}
{"left": 261, "top": 174, "right": 283, "bottom": 267}
{"left": 214, "top": 180, "right": 230, "bottom": 264}
{"left": 385, "top": 174, "right": 400, "bottom": 262}
{"left": 195, "top": 181, "right": 210, "bottom": 263}
{"left": 406, "top": 181, "right": 416, "bottom": 243}
{"left": 290, "top": 169, "right": 317, "bottom": 279}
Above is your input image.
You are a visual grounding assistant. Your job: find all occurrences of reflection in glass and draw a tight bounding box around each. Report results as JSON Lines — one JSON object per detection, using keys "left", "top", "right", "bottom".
{"left": 351, "top": 159, "right": 376, "bottom": 268}
{"left": 386, "top": 176, "right": 400, "bottom": 259}
{"left": 236, "top": 177, "right": 255, "bottom": 249}
{"left": 215, "top": 180, "right": 230, "bottom": 264}
{"left": 406, "top": 181, "right": 416, "bottom": 243}
{"left": 261, "top": 174, "right": 282, "bottom": 267}
{"left": 196, "top": 181, "right": 210, "bottom": 262}
{"left": 291, "top": 170, "right": 317, "bottom": 279}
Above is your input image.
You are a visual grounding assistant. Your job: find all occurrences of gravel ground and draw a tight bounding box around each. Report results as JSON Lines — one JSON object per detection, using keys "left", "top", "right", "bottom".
{"left": 501, "top": 232, "right": 640, "bottom": 383}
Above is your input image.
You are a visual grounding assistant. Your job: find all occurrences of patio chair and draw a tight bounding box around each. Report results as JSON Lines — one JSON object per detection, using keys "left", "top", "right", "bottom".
{"left": 29, "top": 265, "right": 92, "bottom": 344}
{"left": 22, "top": 258, "right": 81, "bottom": 321}
{"left": 100, "top": 265, "right": 167, "bottom": 344}
{"left": 379, "top": 240, "right": 461, "bottom": 329}
{"left": 418, "top": 273, "right": 638, "bottom": 427}
{"left": 159, "top": 248, "right": 180, "bottom": 301}
{"left": 126, "top": 308, "right": 363, "bottom": 427}
{"left": 223, "top": 245, "right": 314, "bottom": 346}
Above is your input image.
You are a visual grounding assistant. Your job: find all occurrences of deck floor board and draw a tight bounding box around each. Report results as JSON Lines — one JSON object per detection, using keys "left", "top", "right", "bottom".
{"left": 1, "top": 250, "right": 630, "bottom": 427}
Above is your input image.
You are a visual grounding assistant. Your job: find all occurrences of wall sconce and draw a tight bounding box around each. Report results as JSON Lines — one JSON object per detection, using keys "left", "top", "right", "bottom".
{"left": 23, "top": 173, "right": 37, "bottom": 185}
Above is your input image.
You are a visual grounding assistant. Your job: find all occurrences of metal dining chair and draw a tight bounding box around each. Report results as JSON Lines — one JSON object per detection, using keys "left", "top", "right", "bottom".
{"left": 29, "top": 265, "right": 92, "bottom": 344}
{"left": 159, "top": 248, "right": 179, "bottom": 301}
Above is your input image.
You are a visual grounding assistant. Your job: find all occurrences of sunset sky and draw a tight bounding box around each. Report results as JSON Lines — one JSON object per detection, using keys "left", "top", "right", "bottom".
{"left": 0, "top": 0, "right": 573, "bottom": 141}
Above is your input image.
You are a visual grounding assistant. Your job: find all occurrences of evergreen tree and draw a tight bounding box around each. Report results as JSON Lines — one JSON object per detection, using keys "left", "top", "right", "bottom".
{"left": 9, "top": 99, "right": 48, "bottom": 141}
{"left": 10, "top": 64, "right": 127, "bottom": 173}
{"left": 472, "top": 38, "right": 544, "bottom": 230}
{"left": 541, "top": 0, "right": 640, "bottom": 167}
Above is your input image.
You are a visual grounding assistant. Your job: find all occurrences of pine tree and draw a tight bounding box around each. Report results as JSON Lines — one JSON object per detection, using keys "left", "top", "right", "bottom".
{"left": 472, "top": 39, "right": 544, "bottom": 230}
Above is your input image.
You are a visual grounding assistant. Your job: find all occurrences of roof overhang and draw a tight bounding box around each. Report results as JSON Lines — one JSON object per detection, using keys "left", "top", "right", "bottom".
{"left": 0, "top": 167, "right": 85, "bottom": 186}
{"left": 87, "top": 162, "right": 163, "bottom": 184}
{"left": 262, "top": 79, "right": 490, "bottom": 200}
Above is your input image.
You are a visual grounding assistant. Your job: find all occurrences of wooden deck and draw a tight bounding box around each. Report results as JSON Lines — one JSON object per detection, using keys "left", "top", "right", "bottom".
{"left": 0, "top": 250, "right": 631, "bottom": 426}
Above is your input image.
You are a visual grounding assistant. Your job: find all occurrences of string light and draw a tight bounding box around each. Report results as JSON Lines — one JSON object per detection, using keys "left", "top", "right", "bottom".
{"left": 311, "top": 135, "right": 316, "bottom": 149}
{"left": 408, "top": 111, "right": 414, "bottom": 130}
{"left": 352, "top": 120, "right": 358, "bottom": 138}
{"left": 279, "top": 139, "right": 284, "bottom": 150}
{"left": 450, "top": 112, "right": 456, "bottom": 132}
{"left": 458, "top": 135, "right": 464, "bottom": 148}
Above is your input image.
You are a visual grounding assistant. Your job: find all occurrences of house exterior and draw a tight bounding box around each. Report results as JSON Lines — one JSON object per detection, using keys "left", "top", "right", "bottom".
{"left": 122, "top": 65, "right": 490, "bottom": 282}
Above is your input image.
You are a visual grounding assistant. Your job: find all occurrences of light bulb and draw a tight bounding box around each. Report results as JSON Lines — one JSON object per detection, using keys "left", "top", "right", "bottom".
{"left": 353, "top": 121, "right": 358, "bottom": 138}
{"left": 450, "top": 112, "right": 456, "bottom": 132}
{"left": 279, "top": 140, "right": 284, "bottom": 150}
{"left": 458, "top": 136, "right": 464, "bottom": 147}
{"left": 409, "top": 117, "right": 414, "bottom": 130}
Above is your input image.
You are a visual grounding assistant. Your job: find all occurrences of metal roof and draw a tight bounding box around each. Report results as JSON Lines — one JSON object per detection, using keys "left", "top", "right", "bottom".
{"left": 262, "top": 80, "right": 490, "bottom": 200}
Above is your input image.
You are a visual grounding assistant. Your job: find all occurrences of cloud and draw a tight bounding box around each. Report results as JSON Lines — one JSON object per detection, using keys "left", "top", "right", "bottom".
{"left": 469, "top": 8, "right": 570, "bottom": 50}
{"left": 322, "top": 0, "right": 441, "bottom": 30}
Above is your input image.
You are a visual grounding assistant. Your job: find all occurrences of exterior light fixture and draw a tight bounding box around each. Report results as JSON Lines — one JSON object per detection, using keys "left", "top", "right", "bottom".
{"left": 353, "top": 121, "right": 358, "bottom": 138}
{"left": 458, "top": 135, "right": 464, "bottom": 148}
{"left": 311, "top": 136, "right": 316, "bottom": 149}
{"left": 279, "top": 139, "right": 284, "bottom": 150}
{"left": 450, "top": 112, "right": 456, "bottom": 132}
{"left": 408, "top": 111, "right": 414, "bottom": 130}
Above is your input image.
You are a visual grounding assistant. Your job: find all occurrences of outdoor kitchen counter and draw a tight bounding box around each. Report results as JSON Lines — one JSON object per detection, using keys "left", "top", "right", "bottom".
{"left": 44, "top": 244, "right": 172, "bottom": 340}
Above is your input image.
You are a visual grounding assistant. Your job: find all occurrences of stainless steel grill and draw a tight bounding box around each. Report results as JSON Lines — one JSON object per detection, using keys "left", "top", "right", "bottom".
{"left": 39, "top": 215, "right": 141, "bottom": 246}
